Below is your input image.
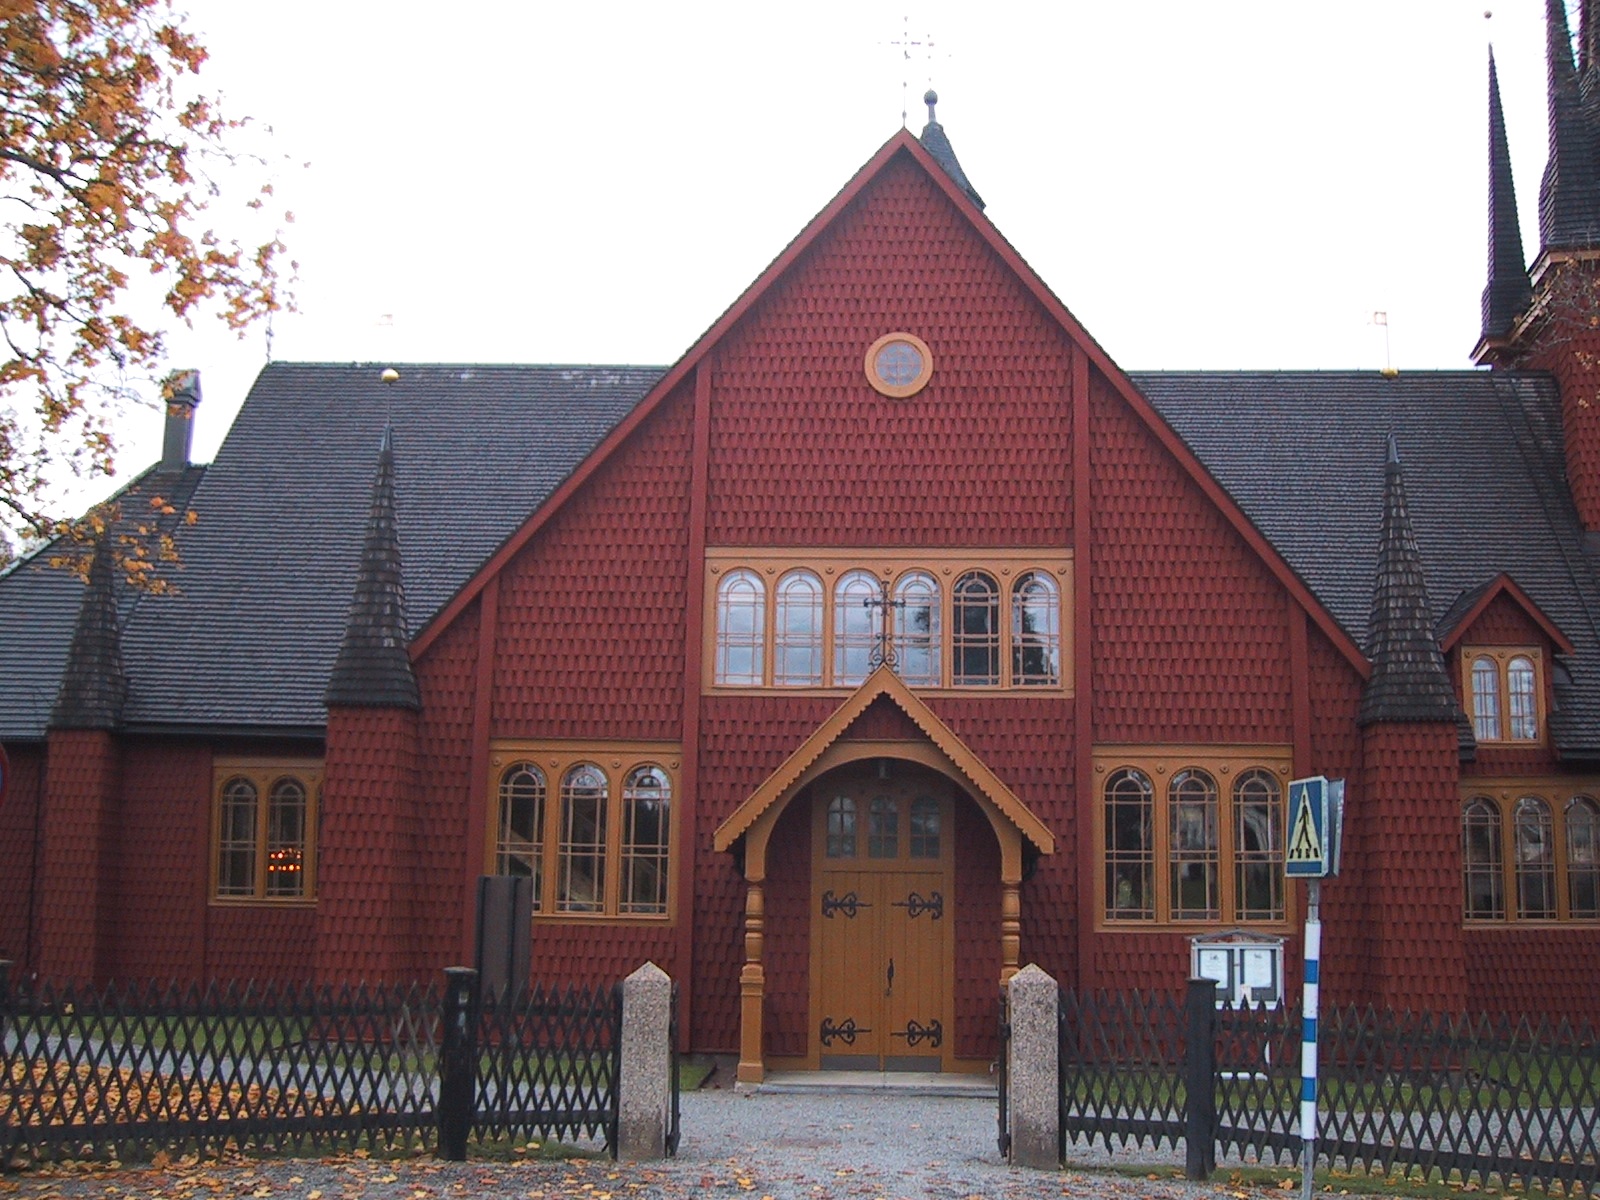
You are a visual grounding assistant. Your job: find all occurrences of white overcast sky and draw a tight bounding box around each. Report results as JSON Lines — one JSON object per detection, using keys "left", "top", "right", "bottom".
{"left": 98, "top": 0, "right": 1558, "bottom": 484}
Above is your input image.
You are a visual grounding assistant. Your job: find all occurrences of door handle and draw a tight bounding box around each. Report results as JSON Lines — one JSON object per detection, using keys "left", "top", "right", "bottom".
{"left": 886, "top": 956, "right": 894, "bottom": 996}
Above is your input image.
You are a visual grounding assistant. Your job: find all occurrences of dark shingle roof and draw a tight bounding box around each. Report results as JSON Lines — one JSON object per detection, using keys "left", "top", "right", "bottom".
{"left": 325, "top": 426, "right": 420, "bottom": 710}
{"left": 0, "top": 462, "right": 205, "bottom": 742}
{"left": 1132, "top": 369, "right": 1600, "bottom": 755}
{"left": 45, "top": 362, "right": 662, "bottom": 736}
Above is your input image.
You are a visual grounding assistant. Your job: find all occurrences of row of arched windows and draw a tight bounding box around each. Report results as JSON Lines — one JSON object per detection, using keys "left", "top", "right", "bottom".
{"left": 1102, "top": 761, "right": 1286, "bottom": 925}
{"left": 1466, "top": 648, "right": 1542, "bottom": 744}
{"left": 214, "top": 763, "right": 321, "bottom": 901}
{"left": 1463, "top": 792, "right": 1600, "bottom": 921}
{"left": 714, "top": 564, "right": 1062, "bottom": 689}
{"left": 496, "top": 755, "right": 673, "bottom": 917}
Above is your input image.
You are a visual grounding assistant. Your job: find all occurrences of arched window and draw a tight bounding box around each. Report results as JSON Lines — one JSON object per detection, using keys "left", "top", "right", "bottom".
{"left": 1508, "top": 656, "right": 1539, "bottom": 741}
{"left": 212, "top": 763, "right": 321, "bottom": 901}
{"left": 826, "top": 794, "right": 857, "bottom": 859}
{"left": 1462, "top": 796, "right": 1504, "bottom": 919}
{"left": 893, "top": 571, "right": 941, "bottom": 686}
{"left": 1104, "top": 768, "right": 1153, "bottom": 919}
{"left": 1233, "top": 769, "right": 1283, "bottom": 921}
{"left": 497, "top": 761, "right": 546, "bottom": 903}
{"left": 952, "top": 570, "right": 1000, "bottom": 686}
{"left": 265, "top": 778, "right": 308, "bottom": 896}
{"left": 1567, "top": 796, "right": 1600, "bottom": 919}
{"left": 773, "top": 569, "right": 823, "bottom": 686}
{"left": 1011, "top": 571, "right": 1061, "bottom": 686}
{"left": 1169, "top": 769, "right": 1219, "bottom": 920}
{"left": 216, "top": 776, "right": 259, "bottom": 897}
{"left": 558, "top": 764, "right": 608, "bottom": 913}
{"left": 620, "top": 764, "right": 671, "bottom": 915}
{"left": 834, "top": 570, "right": 880, "bottom": 687}
{"left": 715, "top": 569, "right": 765, "bottom": 685}
{"left": 1470, "top": 656, "right": 1501, "bottom": 743}
{"left": 1514, "top": 795, "right": 1555, "bottom": 919}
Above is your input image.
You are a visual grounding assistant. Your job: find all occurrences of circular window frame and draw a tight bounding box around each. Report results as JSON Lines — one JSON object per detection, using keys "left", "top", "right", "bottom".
{"left": 864, "top": 332, "right": 934, "bottom": 399}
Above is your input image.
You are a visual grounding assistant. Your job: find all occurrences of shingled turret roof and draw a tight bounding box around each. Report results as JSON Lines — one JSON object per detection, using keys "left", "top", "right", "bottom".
{"left": 918, "top": 90, "right": 984, "bottom": 211}
{"left": 1482, "top": 50, "right": 1533, "bottom": 343}
{"left": 49, "top": 534, "right": 127, "bottom": 730}
{"left": 325, "top": 426, "right": 420, "bottom": 710}
{"left": 1356, "top": 437, "right": 1461, "bottom": 726}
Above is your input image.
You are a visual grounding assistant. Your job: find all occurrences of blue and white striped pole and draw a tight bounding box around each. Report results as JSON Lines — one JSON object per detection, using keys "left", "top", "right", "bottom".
{"left": 1300, "top": 879, "right": 1322, "bottom": 1200}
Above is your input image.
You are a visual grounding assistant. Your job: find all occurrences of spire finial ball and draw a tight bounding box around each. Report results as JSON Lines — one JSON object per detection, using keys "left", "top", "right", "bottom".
{"left": 924, "top": 89, "right": 938, "bottom": 124}
{"left": 380, "top": 367, "right": 400, "bottom": 385}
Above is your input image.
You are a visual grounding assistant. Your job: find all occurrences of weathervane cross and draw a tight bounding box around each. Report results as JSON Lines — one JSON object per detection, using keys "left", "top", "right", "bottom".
{"left": 886, "top": 15, "right": 937, "bottom": 127}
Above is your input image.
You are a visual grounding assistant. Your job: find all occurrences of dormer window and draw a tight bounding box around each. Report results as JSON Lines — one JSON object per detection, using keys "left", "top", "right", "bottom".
{"left": 1465, "top": 647, "right": 1543, "bottom": 744}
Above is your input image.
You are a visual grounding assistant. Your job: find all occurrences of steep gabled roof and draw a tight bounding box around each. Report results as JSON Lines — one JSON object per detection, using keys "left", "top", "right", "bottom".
{"left": 1134, "top": 369, "right": 1600, "bottom": 754}
{"left": 110, "top": 363, "right": 659, "bottom": 733}
{"left": 1438, "top": 572, "right": 1577, "bottom": 655}
{"left": 414, "top": 128, "right": 1367, "bottom": 679}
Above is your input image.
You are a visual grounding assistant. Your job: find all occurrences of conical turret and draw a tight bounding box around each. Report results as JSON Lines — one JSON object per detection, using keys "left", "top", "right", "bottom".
{"left": 325, "top": 426, "right": 420, "bottom": 710}
{"left": 1358, "top": 437, "right": 1460, "bottom": 727}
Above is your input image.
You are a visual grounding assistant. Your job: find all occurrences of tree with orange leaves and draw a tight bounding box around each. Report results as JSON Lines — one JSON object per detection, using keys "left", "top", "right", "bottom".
{"left": 1, "top": 0, "right": 290, "bottom": 568}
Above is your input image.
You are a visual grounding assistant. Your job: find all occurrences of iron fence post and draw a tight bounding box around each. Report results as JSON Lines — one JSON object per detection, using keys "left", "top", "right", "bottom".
{"left": 438, "top": 967, "right": 481, "bottom": 1162}
{"left": 1184, "top": 976, "right": 1217, "bottom": 1181}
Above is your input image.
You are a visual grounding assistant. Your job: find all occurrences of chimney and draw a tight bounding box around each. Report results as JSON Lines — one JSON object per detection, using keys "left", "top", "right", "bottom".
{"left": 161, "top": 369, "right": 201, "bottom": 471}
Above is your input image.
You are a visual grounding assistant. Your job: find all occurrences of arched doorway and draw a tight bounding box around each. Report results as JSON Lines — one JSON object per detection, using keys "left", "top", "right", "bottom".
{"left": 809, "top": 760, "right": 956, "bottom": 1070}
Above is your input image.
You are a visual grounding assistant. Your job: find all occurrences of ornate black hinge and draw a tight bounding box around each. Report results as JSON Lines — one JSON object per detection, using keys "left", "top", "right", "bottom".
{"left": 819, "top": 1016, "right": 869, "bottom": 1046}
{"left": 821, "top": 890, "right": 870, "bottom": 918}
{"left": 891, "top": 890, "right": 944, "bottom": 919}
{"left": 889, "top": 1018, "right": 943, "bottom": 1048}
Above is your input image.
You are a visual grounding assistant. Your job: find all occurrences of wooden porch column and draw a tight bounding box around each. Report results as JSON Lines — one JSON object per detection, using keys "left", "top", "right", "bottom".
{"left": 1000, "top": 882, "right": 1022, "bottom": 985}
{"left": 736, "top": 880, "right": 766, "bottom": 1084}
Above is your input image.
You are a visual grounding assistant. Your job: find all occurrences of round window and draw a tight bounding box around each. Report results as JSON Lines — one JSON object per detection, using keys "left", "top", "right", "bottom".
{"left": 865, "top": 332, "right": 933, "bottom": 398}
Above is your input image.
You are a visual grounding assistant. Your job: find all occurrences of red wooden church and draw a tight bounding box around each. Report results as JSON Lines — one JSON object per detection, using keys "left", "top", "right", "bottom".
{"left": 8, "top": 9, "right": 1600, "bottom": 1079}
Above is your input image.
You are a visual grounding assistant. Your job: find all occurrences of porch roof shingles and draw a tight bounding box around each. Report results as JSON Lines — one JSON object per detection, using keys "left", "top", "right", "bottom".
{"left": 115, "top": 362, "right": 661, "bottom": 732}
{"left": 1132, "top": 369, "right": 1600, "bottom": 754}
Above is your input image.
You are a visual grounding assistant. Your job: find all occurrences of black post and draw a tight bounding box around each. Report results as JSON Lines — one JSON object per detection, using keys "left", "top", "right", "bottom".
{"left": 438, "top": 966, "right": 480, "bottom": 1162}
{"left": 1184, "top": 976, "right": 1218, "bottom": 1181}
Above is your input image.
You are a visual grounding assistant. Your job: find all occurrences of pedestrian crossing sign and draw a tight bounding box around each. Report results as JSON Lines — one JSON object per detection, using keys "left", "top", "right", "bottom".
{"left": 1286, "top": 776, "right": 1344, "bottom": 878}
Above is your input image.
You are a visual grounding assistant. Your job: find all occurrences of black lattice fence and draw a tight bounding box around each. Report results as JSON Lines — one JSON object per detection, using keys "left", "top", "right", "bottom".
{"left": 1057, "top": 987, "right": 1191, "bottom": 1158}
{"left": 0, "top": 963, "right": 628, "bottom": 1168}
{"left": 472, "top": 980, "right": 621, "bottom": 1149}
{"left": 0, "top": 972, "right": 439, "bottom": 1165}
{"left": 1051, "top": 985, "right": 1600, "bottom": 1193}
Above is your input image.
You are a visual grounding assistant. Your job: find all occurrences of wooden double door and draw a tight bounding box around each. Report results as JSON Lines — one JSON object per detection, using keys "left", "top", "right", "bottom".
{"left": 810, "top": 767, "right": 954, "bottom": 1071}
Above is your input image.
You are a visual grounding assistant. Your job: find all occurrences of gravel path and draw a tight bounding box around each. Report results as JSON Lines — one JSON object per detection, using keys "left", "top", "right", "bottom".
{"left": 1, "top": 1088, "right": 1294, "bottom": 1200}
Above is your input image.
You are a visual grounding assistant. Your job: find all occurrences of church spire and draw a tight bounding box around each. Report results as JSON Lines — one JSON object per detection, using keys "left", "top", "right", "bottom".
{"left": 1481, "top": 49, "right": 1533, "bottom": 346}
{"left": 1540, "top": 0, "right": 1600, "bottom": 250}
{"left": 918, "top": 90, "right": 985, "bottom": 211}
{"left": 1358, "top": 438, "right": 1459, "bottom": 727}
{"left": 325, "top": 425, "right": 420, "bottom": 710}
